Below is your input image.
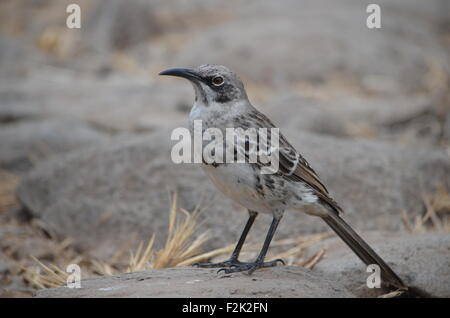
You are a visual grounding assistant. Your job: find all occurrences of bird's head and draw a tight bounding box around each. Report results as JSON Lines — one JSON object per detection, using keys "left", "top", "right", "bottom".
{"left": 159, "top": 64, "right": 248, "bottom": 106}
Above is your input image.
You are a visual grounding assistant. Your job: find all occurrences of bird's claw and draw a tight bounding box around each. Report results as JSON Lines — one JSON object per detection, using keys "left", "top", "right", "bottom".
{"left": 274, "top": 258, "right": 285, "bottom": 266}
{"left": 193, "top": 259, "right": 241, "bottom": 269}
{"left": 217, "top": 258, "right": 285, "bottom": 275}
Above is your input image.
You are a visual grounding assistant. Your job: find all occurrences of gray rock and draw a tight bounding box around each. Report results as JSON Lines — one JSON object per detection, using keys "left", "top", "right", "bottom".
{"left": 0, "top": 75, "right": 190, "bottom": 133}
{"left": 82, "top": 0, "right": 162, "bottom": 52}
{"left": 312, "top": 232, "right": 450, "bottom": 297}
{"left": 264, "top": 93, "right": 434, "bottom": 140}
{"left": 174, "top": 0, "right": 450, "bottom": 95}
{"left": 0, "top": 35, "right": 44, "bottom": 78}
{"left": 0, "top": 118, "right": 110, "bottom": 174}
{"left": 34, "top": 266, "right": 354, "bottom": 298}
{"left": 17, "top": 130, "right": 450, "bottom": 259}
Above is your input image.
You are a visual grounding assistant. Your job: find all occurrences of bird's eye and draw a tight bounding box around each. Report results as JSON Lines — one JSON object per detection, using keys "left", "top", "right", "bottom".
{"left": 212, "top": 76, "right": 224, "bottom": 86}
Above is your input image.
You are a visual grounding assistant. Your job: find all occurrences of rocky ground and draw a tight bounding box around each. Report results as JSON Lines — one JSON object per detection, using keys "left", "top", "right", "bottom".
{"left": 35, "top": 232, "right": 450, "bottom": 298}
{"left": 0, "top": 0, "right": 449, "bottom": 297}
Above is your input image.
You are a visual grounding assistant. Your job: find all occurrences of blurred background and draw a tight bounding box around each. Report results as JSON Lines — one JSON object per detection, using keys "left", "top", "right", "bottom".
{"left": 0, "top": 0, "right": 449, "bottom": 297}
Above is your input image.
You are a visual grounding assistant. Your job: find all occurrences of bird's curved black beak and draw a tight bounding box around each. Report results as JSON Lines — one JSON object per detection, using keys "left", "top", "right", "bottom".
{"left": 159, "top": 68, "right": 202, "bottom": 82}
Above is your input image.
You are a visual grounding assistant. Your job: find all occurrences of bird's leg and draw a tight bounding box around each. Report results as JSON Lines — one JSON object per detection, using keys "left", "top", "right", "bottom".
{"left": 218, "top": 212, "right": 285, "bottom": 274}
{"left": 194, "top": 210, "right": 258, "bottom": 268}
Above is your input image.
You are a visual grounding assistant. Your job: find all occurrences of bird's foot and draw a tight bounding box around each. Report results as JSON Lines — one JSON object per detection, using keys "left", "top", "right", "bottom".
{"left": 217, "top": 258, "right": 285, "bottom": 275}
{"left": 193, "top": 258, "right": 243, "bottom": 268}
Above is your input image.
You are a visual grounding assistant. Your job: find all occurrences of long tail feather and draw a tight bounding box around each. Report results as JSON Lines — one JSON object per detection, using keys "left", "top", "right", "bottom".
{"left": 322, "top": 213, "right": 407, "bottom": 290}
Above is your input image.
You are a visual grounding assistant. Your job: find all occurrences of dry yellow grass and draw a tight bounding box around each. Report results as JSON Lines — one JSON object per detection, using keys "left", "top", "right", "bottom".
{"left": 0, "top": 170, "right": 19, "bottom": 213}
{"left": 402, "top": 185, "right": 450, "bottom": 233}
{"left": 22, "top": 256, "right": 69, "bottom": 289}
{"left": 150, "top": 193, "right": 209, "bottom": 269}
{"left": 124, "top": 193, "right": 210, "bottom": 271}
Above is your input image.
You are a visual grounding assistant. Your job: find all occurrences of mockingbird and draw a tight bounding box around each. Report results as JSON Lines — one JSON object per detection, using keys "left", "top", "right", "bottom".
{"left": 160, "top": 64, "right": 406, "bottom": 290}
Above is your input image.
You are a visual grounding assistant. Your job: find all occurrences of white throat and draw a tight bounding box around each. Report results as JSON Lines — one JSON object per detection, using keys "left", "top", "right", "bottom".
{"left": 189, "top": 99, "right": 251, "bottom": 129}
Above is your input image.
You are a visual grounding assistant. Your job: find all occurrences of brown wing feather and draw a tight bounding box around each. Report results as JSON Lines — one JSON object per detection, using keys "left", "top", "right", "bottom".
{"left": 244, "top": 108, "right": 343, "bottom": 214}
{"left": 279, "top": 146, "right": 343, "bottom": 214}
{"left": 293, "top": 162, "right": 328, "bottom": 194}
